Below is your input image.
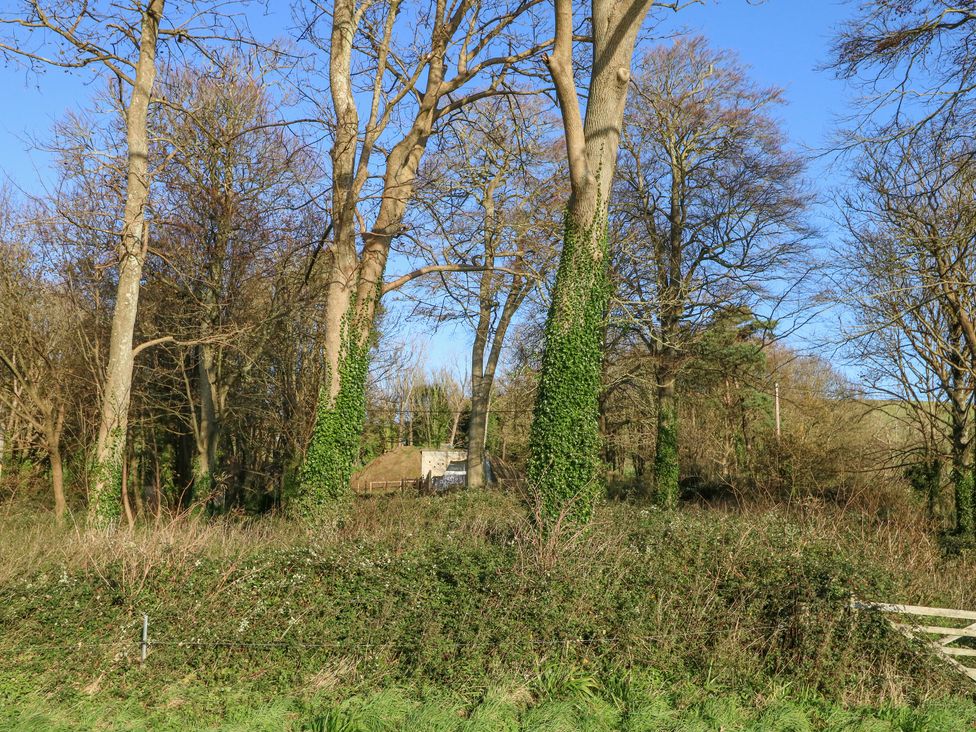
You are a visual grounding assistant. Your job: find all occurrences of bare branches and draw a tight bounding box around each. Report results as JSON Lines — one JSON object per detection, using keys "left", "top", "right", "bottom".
{"left": 831, "top": 1, "right": 976, "bottom": 146}
{"left": 382, "top": 259, "right": 527, "bottom": 295}
{"left": 542, "top": 0, "right": 586, "bottom": 193}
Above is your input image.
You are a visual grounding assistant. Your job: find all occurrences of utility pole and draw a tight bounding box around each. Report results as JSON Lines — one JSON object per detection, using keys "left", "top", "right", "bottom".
{"left": 774, "top": 382, "right": 781, "bottom": 439}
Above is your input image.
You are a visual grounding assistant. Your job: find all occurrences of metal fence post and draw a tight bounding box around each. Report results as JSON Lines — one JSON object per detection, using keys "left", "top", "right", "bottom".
{"left": 141, "top": 614, "right": 148, "bottom": 663}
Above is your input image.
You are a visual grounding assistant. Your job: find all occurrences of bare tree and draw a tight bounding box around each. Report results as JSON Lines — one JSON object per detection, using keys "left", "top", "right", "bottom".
{"left": 0, "top": 195, "right": 94, "bottom": 521}
{"left": 0, "top": 0, "right": 267, "bottom": 523}
{"left": 837, "top": 127, "right": 976, "bottom": 537}
{"left": 833, "top": 0, "right": 976, "bottom": 142}
{"left": 612, "top": 37, "right": 810, "bottom": 506}
{"left": 404, "top": 97, "right": 561, "bottom": 489}
{"left": 148, "top": 57, "right": 320, "bottom": 507}
{"left": 293, "top": 0, "right": 552, "bottom": 513}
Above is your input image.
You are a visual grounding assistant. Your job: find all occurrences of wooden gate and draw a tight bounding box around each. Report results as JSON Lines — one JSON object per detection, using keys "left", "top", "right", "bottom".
{"left": 852, "top": 600, "right": 976, "bottom": 683}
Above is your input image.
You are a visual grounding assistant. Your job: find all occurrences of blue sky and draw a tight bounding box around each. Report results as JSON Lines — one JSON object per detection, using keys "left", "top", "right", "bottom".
{"left": 0, "top": 0, "right": 859, "bottom": 371}
{"left": 416, "top": 0, "right": 861, "bottom": 369}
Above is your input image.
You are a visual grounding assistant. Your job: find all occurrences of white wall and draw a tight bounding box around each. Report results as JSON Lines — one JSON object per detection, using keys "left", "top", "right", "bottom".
{"left": 420, "top": 449, "right": 468, "bottom": 478}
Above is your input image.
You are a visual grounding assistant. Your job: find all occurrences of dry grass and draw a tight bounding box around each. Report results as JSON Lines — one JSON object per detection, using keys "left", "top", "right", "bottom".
{"left": 2, "top": 489, "right": 972, "bottom": 611}
{"left": 0, "top": 508, "right": 303, "bottom": 589}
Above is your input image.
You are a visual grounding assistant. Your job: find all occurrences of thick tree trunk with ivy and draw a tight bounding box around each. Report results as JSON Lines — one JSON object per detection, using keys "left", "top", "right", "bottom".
{"left": 529, "top": 211, "right": 612, "bottom": 523}
{"left": 529, "top": 0, "right": 654, "bottom": 525}
{"left": 88, "top": 0, "right": 164, "bottom": 524}
{"left": 295, "top": 159, "right": 420, "bottom": 515}
{"left": 653, "top": 369, "right": 679, "bottom": 507}
{"left": 295, "top": 293, "right": 371, "bottom": 517}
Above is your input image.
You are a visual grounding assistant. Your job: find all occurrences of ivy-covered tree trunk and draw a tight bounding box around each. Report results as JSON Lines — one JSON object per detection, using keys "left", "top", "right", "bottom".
{"left": 653, "top": 370, "right": 679, "bottom": 508}
{"left": 88, "top": 0, "right": 164, "bottom": 525}
{"left": 295, "top": 310, "right": 369, "bottom": 518}
{"left": 530, "top": 0, "right": 654, "bottom": 527}
{"left": 528, "top": 211, "right": 611, "bottom": 524}
{"left": 294, "top": 222, "right": 389, "bottom": 518}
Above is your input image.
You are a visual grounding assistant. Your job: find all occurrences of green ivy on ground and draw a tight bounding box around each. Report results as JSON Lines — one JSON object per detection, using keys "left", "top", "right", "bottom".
{"left": 1, "top": 495, "right": 973, "bottom": 728}
{"left": 528, "top": 208, "right": 612, "bottom": 526}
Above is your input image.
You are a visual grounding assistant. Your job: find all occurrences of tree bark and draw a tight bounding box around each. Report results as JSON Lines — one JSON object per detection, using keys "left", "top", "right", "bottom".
{"left": 467, "top": 374, "right": 490, "bottom": 488}
{"left": 296, "top": 0, "right": 445, "bottom": 514}
{"left": 653, "top": 369, "right": 679, "bottom": 507}
{"left": 949, "top": 351, "right": 975, "bottom": 536}
{"left": 88, "top": 0, "right": 164, "bottom": 524}
{"left": 467, "top": 287, "right": 523, "bottom": 489}
{"left": 131, "top": 450, "right": 144, "bottom": 518}
{"left": 466, "top": 174, "right": 527, "bottom": 489}
{"left": 651, "top": 164, "right": 684, "bottom": 507}
{"left": 193, "top": 342, "right": 221, "bottom": 503}
{"left": 120, "top": 450, "right": 135, "bottom": 529}
{"left": 296, "top": 0, "right": 545, "bottom": 515}
{"left": 529, "top": 0, "right": 654, "bottom": 525}
{"left": 50, "top": 442, "right": 65, "bottom": 523}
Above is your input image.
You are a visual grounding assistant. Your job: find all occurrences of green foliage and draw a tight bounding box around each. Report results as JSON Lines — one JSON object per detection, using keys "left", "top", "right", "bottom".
{"left": 86, "top": 427, "right": 124, "bottom": 525}
{"left": 953, "top": 466, "right": 975, "bottom": 536}
{"left": 528, "top": 209, "right": 612, "bottom": 526}
{"left": 1, "top": 496, "right": 974, "bottom": 728}
{"left": 193, "top": 456, "right": 214, "bottom": 502}
{"left": 906, "top": 458, "right": 941, "bottom": 504}
{"left": 653, "top": 397, "right": 679, "bottom": 508}
{"left": 295, "top": 321, "right": 370, "bottom": 520}
{"left": 6, "top": 683, "right": 976, "bottom": 732}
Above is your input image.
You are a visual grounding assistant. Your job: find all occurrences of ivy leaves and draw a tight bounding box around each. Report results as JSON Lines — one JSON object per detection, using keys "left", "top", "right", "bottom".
{"left": 528, "top": 210, "right": 612, "bottom": 526}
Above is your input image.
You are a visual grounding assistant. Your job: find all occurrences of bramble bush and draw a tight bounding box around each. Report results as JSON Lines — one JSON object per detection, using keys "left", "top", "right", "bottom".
{"left": 0, "top": 492, "right": 974, "bottom": 729}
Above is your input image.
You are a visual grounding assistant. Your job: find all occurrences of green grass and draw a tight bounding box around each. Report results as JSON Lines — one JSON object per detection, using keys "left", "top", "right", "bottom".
{"left": 5, "top": 680, "right": 976, "bottom": 731}
{"left": 0, "top": 491, "right": 974, "bottom": 730}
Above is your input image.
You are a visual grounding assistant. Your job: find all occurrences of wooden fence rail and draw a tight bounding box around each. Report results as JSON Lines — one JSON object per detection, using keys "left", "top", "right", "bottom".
{"left": 852, "top": 600, "right": 976, "bottom": 683}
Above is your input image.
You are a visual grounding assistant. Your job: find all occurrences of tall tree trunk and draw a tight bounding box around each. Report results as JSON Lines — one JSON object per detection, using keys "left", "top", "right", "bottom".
{"left": 296, "top": 6, "right": 441, "bottom": 516}
{"left": 88, "top": 0, "right": 164, "bottom": 524}
{"left": 529, "top": 0, "right": 653, "bottom": 525}
{"left": 120, "top": 452, "right": 135, "bottom": 529}
{"left": 194, "top": 342, "right": 221, "bottom": 502}
{"left": 50, "top": 443, "right": 65, "bottom": 523}
{"left": 40, "top": 403, "right": 67, "bottom": 522}
{"left": 131, "top": 450, "right": 144, "bottom": 518}
{"left": 296, "top": 0, "right": 539, "bottom": 516}
{"left": 653, "top": 367, "right": 679, "bottom": 508}
{"left": 467, "top": 371, "right": 489, "bottom": 488}
{"left": 949, "top": 356, "right": 975, "bottom": 536}
{"left": 48, "top": 420, "right": 66, "bottom": 524}
{"left": 468, "top": 289, "right": 523, "bottom": 489}
{"left": 652, "top": 164, "right": 684, "bottom": 508}
{"left": 467, "top": 221, "right": 525, "bottom": 490}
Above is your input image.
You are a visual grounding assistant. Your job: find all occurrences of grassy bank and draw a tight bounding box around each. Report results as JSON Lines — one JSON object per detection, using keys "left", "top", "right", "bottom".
{"left": 1, "top": 492, "right": 974, "bottom": 730}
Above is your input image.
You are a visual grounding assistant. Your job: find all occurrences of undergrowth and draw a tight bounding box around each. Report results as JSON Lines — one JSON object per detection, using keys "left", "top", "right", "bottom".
{"left": 0, "top": 492, "right": 974, "bottom": 730}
